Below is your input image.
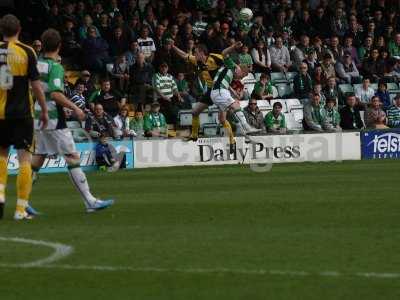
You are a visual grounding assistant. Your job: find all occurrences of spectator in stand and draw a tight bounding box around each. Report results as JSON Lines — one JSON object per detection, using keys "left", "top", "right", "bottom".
{"left": 129, "top": 52, "right": 155, "bottom": 108}
{"left": 303, "top": 92, "right": 325, "bottom": 132}
{"left": 153, "top": 38, "right": 177, "bottom": 72}
{"left": 238, "top": 44, "right": 253, "bottom": 72}
{"left": 125, "top": 40, "right": 139, "bottom": 68}
{"left": 355, "top": 77, "right": 375, "bottom": 109}
{"left": 85, "top": 104, "right": 116, "bottom": 139}
{"left": 251, "top": 40, "right": 271, "bottom": 74}
{"left": 375, "top": 81, "right": 391, "bottom": 110}
{"left": 153, "top": 24, "right": 166, "bottom": 51}
{"left": 152, "top": 62, "right": 183, "bottom": 124}
{"left": 340, "top": 95, "right": 364, "bottom": 130}
{"left": 293, "top": 63, "right": 313, "bottom": 101}
{"left": 60, "top": 18, "right": 80, "bottom": 66}
{"left": 312, "top": 64, "right": 327, "bottom": 87}
{"left": 230, "top": 79, "right": 246, "bottom": 101}
{"left": 323, "top": 76, "right": 340, "bottom": 105}
{"left": 251, "top": 73, "right": 274, "bottom": 100}
{"left": 243, "top": 99, "right": 265, "bottom": 132}
{"left": 330, "top": 7, "right": 348, "bottom": 38}
{"left": 387, "top": 95, "right": 400, "bottom": 128}
{"left": 365, "top": 96, "right": 388, "bottom": 129}
{"left": 362, "top": 48, "right": 385, "bottom": 82}
{"left": 322, "top": 97, "right": 342, "bottom": 132}
{"left": 97, "top": 13, "right": 112, "bottom": 42}
{"left": 388, "top": 33, "right": 400, "bottom": 58}
{"left": 327, "top": 36, "right": 344, "bottom": 63}
{"left": 114, "top": 105, "right": 136, "bottom": 138}
{"left": 304, "top": 48, "right": 318, "bottom": 74}
{"left": 176, "top": 72, "right": 195, "bottom": 108}
{"left": 335, "top": 52, "right": 361, "bottom": 84}
{"left": 321, "top": 53, "right": 336, "bottom": 81}
{"left": 70, "top": 82, "right": 89, "bottom": 112}
{"left": 269, "top": 36, "right": 292, "bottom": 72}
{"left": 358, "top": 36, "right": 374, "bottom": 61}
{"left": 343, "top": 35, "right": 360, "bottom": 66}
{"left": 265, "top": 26, "right": 275, "bottom": 48}
{"left": 311, "top": 6, "right": 330, "bottom": 39}
{"left": 130, "top": 111, "right": 144, "bottom": 137}
{"left": 110, "top": 55, "right": 130, "bottom": 94}
{"left": 79, "top": 15, "right": 99, "bottom": 40}
{"left": 292, "top": 34, "right": 311, "bottom": 70}
{"left": 264, "top": 102, "right": 287, "bottom": 134}
{"left": 109, "top": 26, "right": 130, "bottom": 58}
{"left": 137, "top": 25, "right": 156, "bottom": 63}
{"left": 81, "top": 26, "right": 110, "bottom": 73}
{"left": 32, "top": 40, "right": 42, "bottom": 56}
{"left": 143, "top": 102, "right": 168, "bottom": 137}
{"left": 313, "top": 83, "right": 326, "bottom": 106}
{"left": 93, "top": 79, "right": 126, "bottom": 118}
{"left": 75, "top": 70, "right": 96, "bottom": 100}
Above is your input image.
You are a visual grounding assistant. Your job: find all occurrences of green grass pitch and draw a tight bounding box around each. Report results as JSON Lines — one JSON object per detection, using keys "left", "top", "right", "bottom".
{"left": 0, "top": 160, "right": 399, "bottom": 299}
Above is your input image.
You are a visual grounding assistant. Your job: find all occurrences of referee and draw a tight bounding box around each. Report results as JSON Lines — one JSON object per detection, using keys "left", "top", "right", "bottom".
{"left": 0, "top": 14, "right": 48, "bottom": 220}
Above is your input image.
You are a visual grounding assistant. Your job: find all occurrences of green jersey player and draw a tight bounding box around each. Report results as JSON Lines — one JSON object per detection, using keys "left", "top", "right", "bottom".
{"left": 28, "top": 29, "right": 113, "bottom": 216}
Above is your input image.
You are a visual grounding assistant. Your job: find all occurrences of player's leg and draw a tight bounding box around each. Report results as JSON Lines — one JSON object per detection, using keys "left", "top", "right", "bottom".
{"left": 13, "top": 118, "right": 35, "bottom": 220}
{"left": 211, "top": 89, "right": 261, "bottom": 135}
{"left": 0, "top": 146, "right": 9, "bottom": 219}
{"left": 31, "top": 154, "right": 46, "bottom": 184}
{"left": 14, "top": 149, "right": 33, "bottom": 220}
{"left": 189, "top": 102, "right": 208, "bottom": 141}
{"left": 218, "top": 111, "right": 235, "bottom": 142}
{"left": 64, "top": 152, "right": 114, "bottom": 212}
{"left": 54, "top": 129, "right": 113, "bottom": 212}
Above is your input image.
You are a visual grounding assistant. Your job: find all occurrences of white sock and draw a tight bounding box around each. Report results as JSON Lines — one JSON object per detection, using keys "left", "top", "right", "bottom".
{"left": 233, "top": 109, "right": 249, "bottom": 130}
{"left": 68, "top": 166, "right": 96, "bottom": 207}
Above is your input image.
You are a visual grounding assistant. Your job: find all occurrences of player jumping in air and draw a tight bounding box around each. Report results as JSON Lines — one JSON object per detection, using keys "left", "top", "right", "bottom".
{"left": 210, "top": 60, "right": 261, "bottom": 135}
{"left": 0, "top": 14, "right": 49, "bottom": 220}
{"left": 28, "top": 29, "right": 114, "bottom": 216}
{"left": 172, "top": 41, "right": 242, "bottom": 151}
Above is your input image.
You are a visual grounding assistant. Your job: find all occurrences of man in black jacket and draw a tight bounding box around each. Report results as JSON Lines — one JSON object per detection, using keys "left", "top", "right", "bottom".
{"left": 340, "top": 95, "right": 364, "bottom": 130}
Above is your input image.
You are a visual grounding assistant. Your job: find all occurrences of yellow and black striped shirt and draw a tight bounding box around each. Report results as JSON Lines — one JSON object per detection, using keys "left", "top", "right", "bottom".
{"left": 0, "top": 40, "right": 39, "bottom": 120}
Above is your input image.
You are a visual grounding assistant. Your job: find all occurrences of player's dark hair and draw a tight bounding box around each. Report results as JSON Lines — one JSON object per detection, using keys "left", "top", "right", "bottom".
{"left": 0, "top": 14, "right": 21, "bottom": 37}
{"left": 41, "top": 29, "right": 62, "bottom": 53}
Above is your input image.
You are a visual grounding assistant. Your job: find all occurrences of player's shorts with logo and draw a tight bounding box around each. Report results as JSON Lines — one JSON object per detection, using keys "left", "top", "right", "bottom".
{"left": 35, "top": 128, "right": 77, "bottom": 156}
{"left": 210, "top": 88, "right": 235, "bottom": 111}
{"left": 0, "top": 118, "right": 34, "bottom": 151}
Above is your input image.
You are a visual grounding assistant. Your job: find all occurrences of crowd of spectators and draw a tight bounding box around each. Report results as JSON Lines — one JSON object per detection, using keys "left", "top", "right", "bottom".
{"left": 8, "top": 0, "right": 400, "bottom": 140}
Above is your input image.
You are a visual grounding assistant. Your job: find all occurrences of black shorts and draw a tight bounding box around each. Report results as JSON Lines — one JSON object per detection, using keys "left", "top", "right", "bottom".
{"left": 0, "top": 118, "right": 34, "bottom": 151}
{"left": 199, "top": 90, "right": 213, "bottom": 106}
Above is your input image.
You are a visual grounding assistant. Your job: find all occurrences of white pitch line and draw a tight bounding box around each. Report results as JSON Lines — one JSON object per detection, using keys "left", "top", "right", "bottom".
{"left": 0, "top": 236, "right": 399, "bottom": 280}
{"left": 0, "top": 236, "right": 73, "bottom": 267}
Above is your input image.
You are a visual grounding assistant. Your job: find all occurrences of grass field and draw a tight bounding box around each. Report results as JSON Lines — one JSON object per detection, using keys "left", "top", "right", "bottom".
{"left": 0, "top": 160, "right": 399, "bottom": 299}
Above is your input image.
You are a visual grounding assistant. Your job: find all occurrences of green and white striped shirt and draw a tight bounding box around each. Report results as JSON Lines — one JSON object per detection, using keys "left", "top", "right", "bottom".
{"left": 212, "top": 67, "right": 234, "bottom": 90}
{"left": 152, "top": 72, "right": 178, "bottom": 99}
{"left": 192, "top": 21, "right": 208, "bottom": 37}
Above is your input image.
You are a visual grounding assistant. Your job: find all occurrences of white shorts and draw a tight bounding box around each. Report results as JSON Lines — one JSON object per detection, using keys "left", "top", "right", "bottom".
{"left": 210, "top": 89, "right": 235, "bottom": 111}
{"left": 35, "top": 128, "right": 77, "bottom": 156}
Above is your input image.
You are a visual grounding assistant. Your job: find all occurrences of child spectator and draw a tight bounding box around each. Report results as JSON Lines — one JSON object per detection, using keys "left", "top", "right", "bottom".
{"left": 130, "top": 111, "right": 145, "bottom": 137}
{"left": 238, "top": 44, "right": 253, "bottom": 72}
{"left": 251, "top": 73, "right": 274, "bottom": 100}
{"left": 322, "top": 98, "right": 342, "bottom": 132}
{"left": 375, "top": 81, "right": 391, "bottom": 110}
{"left": 175, "top": 72, "right": 195, "bottom": 108}
{"left": 114, "top": 105, "right": 137, "bottom": 138}
{"left": 143, "top": 102, "right": 167, "bottom": 137}
{"left": 264, "top": 102, "right": 287, "bottom": 134}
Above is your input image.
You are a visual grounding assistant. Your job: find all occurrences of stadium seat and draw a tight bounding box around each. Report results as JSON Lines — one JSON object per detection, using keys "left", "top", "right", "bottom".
{"left": 387, "top": 82, "right": 400, "bottom": 94}
{"left": 275, "top": 83, "right": 293, "bottom": 98}
{"left": 370, "top": 83, "right": 378, "bottom": 91}
{"left": 244, "top": 83, "right": 255, "bottom": 96}
{"left": 285, "top": 72, "right": 298, "bottom": 82}
{"left": 106, "top": 63, "right": 114, "bottom": 74}
{"left": 67, "top": 121, "right": 82, "bottom": 129}
{"left": 271, "top": 72, "right": 287, "bottom": 83}
{"left": 254, "top": 72, "right": 262, "bottom": 81}
{"left": 338, "top": 84, "right": 354, "bottom": 95}
{"left": 390, "top": 93, "right": 398, "bottom": 104}
{"left": 241, "top": 73, "right": 256, "bottom": 85}
{"left": 352, "top": 83, "right": 362, "bottom": 91}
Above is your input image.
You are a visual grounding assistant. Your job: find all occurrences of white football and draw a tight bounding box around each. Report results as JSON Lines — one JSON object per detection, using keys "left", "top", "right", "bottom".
{"left": 239, "top": 8, "right": 253, "bottom": 21}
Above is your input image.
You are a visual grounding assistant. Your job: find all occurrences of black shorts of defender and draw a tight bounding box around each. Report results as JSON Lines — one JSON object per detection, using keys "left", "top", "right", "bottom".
{"left": 198, "top": 90, "right": 213, "bottom": 106}
{"left": 0, "top": 118, "right": 34, "bottom": 151}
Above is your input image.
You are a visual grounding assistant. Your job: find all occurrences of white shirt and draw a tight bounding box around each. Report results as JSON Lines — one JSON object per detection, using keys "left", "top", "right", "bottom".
{"left": 355, "top": 86, "right": 375, "bottom": 103}
{"left": 251, "top": 48, "right": 271, "bottom": 68}
{"left": 137, "top": 37, "right": 156, "bottom": 58}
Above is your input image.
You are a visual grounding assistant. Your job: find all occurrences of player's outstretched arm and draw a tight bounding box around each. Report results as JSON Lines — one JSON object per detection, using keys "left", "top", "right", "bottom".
{"left": 222, "top": 41, "right": 242, "bottom": 57}
{"left": 31, "top": 80, "right": 48, "bottom": 129}
{"left": 51, "top": 91, "right": 85, "bottom": 121}
{"left": 171, "top": 42, "right": 189, "bottom": 60}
